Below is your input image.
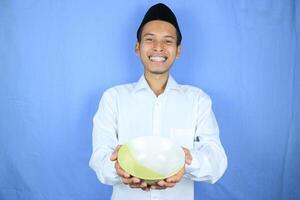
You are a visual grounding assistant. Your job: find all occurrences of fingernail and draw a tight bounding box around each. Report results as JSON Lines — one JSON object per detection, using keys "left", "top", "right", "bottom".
{"left": 133, "top": 179, "right": 140, "bottom": 183}
{"left": 142, "top": 182, "right": 147, "bottom": 187}
{"left": 158, "top": 182, "right": 164, "bottom": 186}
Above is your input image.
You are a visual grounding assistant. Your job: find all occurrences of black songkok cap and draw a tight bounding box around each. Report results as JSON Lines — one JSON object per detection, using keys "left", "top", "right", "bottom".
{"left": 137, "top": 3, "right": 182, "bottom": 45}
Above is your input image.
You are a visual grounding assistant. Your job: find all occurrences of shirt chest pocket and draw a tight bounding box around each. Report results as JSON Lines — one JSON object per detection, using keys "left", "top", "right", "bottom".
{"left": 170, "top": 128, "right": 195, "bottom": 149}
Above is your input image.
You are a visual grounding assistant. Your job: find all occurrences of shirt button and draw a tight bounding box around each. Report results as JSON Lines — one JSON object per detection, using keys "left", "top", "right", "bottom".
{"left": 152, "top": 196, "right": 159, "bottom": 200}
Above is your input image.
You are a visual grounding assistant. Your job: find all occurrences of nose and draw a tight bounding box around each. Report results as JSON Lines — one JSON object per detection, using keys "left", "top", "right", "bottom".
{"left": 153, "top": 41, "right": 164, "bottom": 52}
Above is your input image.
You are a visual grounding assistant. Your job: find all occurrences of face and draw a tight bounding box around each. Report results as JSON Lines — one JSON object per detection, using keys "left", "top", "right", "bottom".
{"left": 135, "top": 20, "right": 181, "bottom": 75}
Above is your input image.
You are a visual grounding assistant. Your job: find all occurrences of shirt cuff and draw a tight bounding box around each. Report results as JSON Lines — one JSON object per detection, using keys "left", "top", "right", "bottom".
{"left": 184, "top": 149, "right": 213, "bottom": 181}
{"left": 102, "top": 154, "right": 122, "bottom": 185}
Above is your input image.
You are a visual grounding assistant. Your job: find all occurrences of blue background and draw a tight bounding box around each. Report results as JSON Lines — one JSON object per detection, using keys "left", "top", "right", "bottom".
{"left": 0, "top": 1, "right": 299, "bottom": 200}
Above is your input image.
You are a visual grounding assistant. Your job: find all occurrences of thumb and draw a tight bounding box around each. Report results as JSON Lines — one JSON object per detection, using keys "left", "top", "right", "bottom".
{"left": 110, "top": 145, "right": 121, "bottom": 161}
{"left": 182, "top": 147, "right": 192, "bottom": 165}
{"left": 185, "top": 154, "right": 192, "bottom": 165}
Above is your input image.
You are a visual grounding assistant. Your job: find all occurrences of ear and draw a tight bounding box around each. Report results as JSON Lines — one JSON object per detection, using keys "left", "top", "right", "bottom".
{"left": 135, "top": 41, "right": 140, "bottom": 56}
{"left": 176, "top": 45, "right": 181, "bottom": 59}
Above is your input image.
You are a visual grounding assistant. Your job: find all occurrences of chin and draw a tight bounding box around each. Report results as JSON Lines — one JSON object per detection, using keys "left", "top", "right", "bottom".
{"left": 149, "top": 70, "right": 169, "bottom": 75}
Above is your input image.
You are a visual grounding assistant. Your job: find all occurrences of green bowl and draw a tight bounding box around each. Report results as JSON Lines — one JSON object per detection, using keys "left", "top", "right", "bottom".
{"left": 117, "top": 136, "right": 185, "bottom": 183}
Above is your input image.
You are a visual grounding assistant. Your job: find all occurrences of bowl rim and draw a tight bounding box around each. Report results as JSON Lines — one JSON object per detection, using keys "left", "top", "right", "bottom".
{"left": 117, "top": 136, "right": 185, "bottom": 180}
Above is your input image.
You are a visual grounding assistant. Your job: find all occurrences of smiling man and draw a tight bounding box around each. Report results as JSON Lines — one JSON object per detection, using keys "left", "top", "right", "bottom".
{"left": 89, "top": 3, "right": 227, "bottom": 200}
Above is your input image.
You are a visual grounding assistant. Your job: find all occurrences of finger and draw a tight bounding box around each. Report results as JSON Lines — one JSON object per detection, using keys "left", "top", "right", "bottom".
{"left": 122, "top": 177, "right": 141, "bottom": 185}
{"left": 122, "top": 177, "right": 132, "bottom": 185}
{"left": 157, "top": 180, "right": 165, "bottom": 186}
{"left": 124, "top": 178, "right": 149, "bottom": 190}
{"left": 185, "top": 154, "right": 192, "bottom": 165}
{"left": 150, "top": 185, "right": 167, "bottom": 190}
{"left": 127, "top": 181, "right": 148, "bottom": 189}
{"left": 141, "top": 187, "right": 150, "bottom": 191}
{"left": 131, "top": 177, "right": 141, "bottom": 184}
{"left": 186, "top": 152, "right": 192, "bottom": 165}
{"left": 115, "top": 161, "right": 130, "bottom": 178}
{"left": 110, "top": 145, "right": 121, "bottom": 161}
{"left": 129, "top": 183, "right": 144, "bottom": 188}
{"left": 157, "top": 180, "right": 176, "bottom": 188}
{"left": 166, "top": 168, "right": 185, "bottom": 183}
{"left": 140, "top": 181, "right": 148, "bottom": 188}
{"left": 141, "top": 183, "right": 151, "bottom": 191}
{"left": 157, "top": 180, "right": 168, "bottom": 187}
{"left": 182, "top": 148, "right": 192, "bottom": 165}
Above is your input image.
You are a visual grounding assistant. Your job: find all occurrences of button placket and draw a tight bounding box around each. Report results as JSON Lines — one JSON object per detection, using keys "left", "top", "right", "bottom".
{"left": 150, "top": 189, "right": 160, "bottom": 200}
{"left": 153, "top": 99, "right": 161, "bottom": 136}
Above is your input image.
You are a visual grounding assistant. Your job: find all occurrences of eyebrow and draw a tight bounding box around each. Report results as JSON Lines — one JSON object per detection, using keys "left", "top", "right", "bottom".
{"left": 143, "top": 33, "right": 155, "bottom": 38}
{"left": 164, "top": 35, "right": 176, "bottom": 40}
{"left": 142, "top": 33, "right": 176, "bottom": 40}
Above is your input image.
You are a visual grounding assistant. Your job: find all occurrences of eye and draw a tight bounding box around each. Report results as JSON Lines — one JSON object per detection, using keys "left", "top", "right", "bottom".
{"left": 165, "top": 40, "right": 175, "bottom": 45}
{"left": 144, "top": 38, "right": 153, "bottom": 42}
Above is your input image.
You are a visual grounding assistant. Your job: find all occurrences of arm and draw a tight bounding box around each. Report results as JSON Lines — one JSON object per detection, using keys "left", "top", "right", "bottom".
{"left": 89, "top": 90, "right": 149, "bottom": 189}
{"left": 184, "top": 96, "right": 227, "bottom": 184}
{"left": 151, "top": 95, "right": 227, "bottom": 189}
{"left": 89, "top": 90, "right": 121, "bottom": 185}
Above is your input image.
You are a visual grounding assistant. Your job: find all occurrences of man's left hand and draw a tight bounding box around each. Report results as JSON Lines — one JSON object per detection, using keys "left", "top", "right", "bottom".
{"left": 150, "top": 147, "right": 192, "bottom": 190}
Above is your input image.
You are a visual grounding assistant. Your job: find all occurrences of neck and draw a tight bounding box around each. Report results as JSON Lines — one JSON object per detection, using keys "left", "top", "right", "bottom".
{"left": 144, "top": 71, "right": 169, "bottom": 97}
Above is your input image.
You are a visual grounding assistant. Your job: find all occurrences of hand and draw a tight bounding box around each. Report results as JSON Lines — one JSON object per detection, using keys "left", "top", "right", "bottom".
{"left": 110, "top": 145, "right": 149, "bottom": 190}
{"left": 150, "top": 147, "right": 193, "bottom": 190}
{"left": 182, "top": 147, "right": 192, "bottom": 165}
{"left": 150, "top": 166, "right": 185, "bottom": 190}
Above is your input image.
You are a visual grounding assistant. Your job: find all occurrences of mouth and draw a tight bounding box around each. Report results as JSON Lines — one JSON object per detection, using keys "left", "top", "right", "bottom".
{"left": 148, "top": 55, "right": 167, "bottom": 63}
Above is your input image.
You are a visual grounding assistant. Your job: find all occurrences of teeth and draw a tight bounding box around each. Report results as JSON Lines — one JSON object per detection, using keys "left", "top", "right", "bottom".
{"left": 149, "top": 56, "right": 166, "bottom": 62}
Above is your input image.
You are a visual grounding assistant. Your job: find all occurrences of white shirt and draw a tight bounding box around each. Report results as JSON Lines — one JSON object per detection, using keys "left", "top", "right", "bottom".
{"left": 89, "top": 75, "right": 227, "bottom": 200}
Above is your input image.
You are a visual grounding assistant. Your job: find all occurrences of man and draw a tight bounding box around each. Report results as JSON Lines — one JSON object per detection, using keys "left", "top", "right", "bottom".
{"left": 89, "top": 3, "right": 227, "bottom": 200}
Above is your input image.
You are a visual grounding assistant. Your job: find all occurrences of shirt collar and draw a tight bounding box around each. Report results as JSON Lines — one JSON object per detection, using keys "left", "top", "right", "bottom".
{"left": 133, "top": 74, "right": 180, "bottom": 93}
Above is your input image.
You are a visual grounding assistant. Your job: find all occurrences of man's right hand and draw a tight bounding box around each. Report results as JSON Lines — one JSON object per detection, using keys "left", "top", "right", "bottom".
{"left": 110, "top": 145, "right": 149, "bottom": 190}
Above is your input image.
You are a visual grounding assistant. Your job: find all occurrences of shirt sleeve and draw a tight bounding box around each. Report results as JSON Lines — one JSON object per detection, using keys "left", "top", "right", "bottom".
{"left": 184, "top": 95, "right": 228, "bottom": 184}
{"left": 89, "top": 90, "right": 122, "bottom": 185}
